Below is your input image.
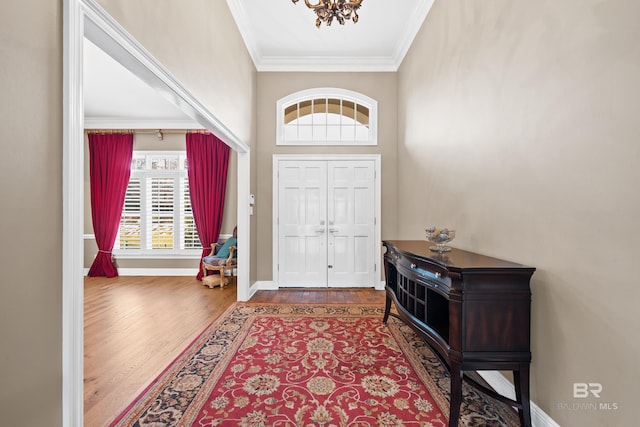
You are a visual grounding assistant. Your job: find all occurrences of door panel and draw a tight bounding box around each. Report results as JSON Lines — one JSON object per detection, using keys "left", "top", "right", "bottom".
{"left": 327, "top": 161, "right": 375, "bottom": 287}
{"left": 278, "top": 161, "right": 328, "bottom": 287}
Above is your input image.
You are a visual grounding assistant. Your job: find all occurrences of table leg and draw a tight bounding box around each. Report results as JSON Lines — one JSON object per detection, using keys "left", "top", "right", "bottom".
{"left": 514, "top": 365, "right": 532, "bottom": 427}
{"left": 449, "top": 362, "right": 462, "bottom": 427}
{"left": 383, "top": 295, "right": 392, "bottom": 323}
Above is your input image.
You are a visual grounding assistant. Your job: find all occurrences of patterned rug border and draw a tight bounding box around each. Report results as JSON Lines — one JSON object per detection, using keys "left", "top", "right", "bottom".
{"left": 110, "top": 302, "right": 519, "bottom": 426}
{"left": 109, "top": 302, "right": 244, "bottom": 426}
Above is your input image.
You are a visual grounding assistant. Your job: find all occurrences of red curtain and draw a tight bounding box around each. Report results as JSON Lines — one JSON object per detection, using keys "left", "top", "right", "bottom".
{"left": 87, "top": 133, "right": 134, "bottom": 277}
{"left": 186, "top": 132, "right": 231, "bottom": 280}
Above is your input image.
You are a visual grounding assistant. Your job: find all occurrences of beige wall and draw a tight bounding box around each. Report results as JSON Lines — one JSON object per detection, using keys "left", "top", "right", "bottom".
{"left": 0, "top": 1, "right": 63, "bottom": 426}
{"left": 398, "top": 0, "right": 640, "bottom": 425}
{"left": 255, "top": 72, "right": 397, "bottom": 281}
{"left": 82, "top": 133, "right": 238, "bottom": 269}
{"left": 96, "top": 0, "right": 255, "bottom": 144}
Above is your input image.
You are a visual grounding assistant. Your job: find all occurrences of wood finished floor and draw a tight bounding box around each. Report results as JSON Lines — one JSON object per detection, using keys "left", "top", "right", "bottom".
{"left": 84, "top": 276, "right": 385, "bottom": 426}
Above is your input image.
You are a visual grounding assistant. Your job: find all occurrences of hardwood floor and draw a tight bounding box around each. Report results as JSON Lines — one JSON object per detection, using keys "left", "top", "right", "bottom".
{"left": 84, "top": 276, "right": 385, "bottom": 426}
{"left": 250, "top": 287, "right": 386, "bottom": 305}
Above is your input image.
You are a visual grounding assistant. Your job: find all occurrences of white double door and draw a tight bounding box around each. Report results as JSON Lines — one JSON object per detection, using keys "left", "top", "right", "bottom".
{"left": 276, "top": 159, "right": 377, "bottom": 288}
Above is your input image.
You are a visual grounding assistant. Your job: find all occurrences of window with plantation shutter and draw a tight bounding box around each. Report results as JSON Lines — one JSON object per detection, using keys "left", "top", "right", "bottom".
{"left": 150, "top": 177, "right": 174, "bottom": 249}
{"left": 181, "top": 177, "right": 200, "bottom": 249}
{"left": 119, "top": 178, "right": 141, "bottom": 249}
{"left": 114, "top": 151, "right": 202, "bottom": 257}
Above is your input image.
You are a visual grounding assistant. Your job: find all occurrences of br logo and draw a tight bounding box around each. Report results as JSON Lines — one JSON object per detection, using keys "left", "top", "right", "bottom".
{"left": 573, "top": 383, "right": 603, "bottom": 398}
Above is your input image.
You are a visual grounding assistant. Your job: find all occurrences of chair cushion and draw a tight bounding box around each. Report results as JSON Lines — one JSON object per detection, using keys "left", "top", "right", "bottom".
{"left": 216, "top": 236, "right": 237, "bottom": 258}
{"left": 202, "top": 256, "right": 228, "bottom": 266}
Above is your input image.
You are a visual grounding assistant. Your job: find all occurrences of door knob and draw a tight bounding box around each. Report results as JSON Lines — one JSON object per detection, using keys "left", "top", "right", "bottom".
{"left": 329, "top": 227, "right": 338, "bottom": 233}
{"left": 316, "top": 228, "right": 326, "bottom": 233}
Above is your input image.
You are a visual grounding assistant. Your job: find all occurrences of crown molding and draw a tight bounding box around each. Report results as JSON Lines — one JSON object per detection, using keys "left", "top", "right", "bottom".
{"left": 257, "top": 56, "right": 398, "bottom": 72}
{"left": 226, "top": 0, "right": 261, "bottom": 68}
{"left": 392, "top": 0, "right": 434, "bottom": 68}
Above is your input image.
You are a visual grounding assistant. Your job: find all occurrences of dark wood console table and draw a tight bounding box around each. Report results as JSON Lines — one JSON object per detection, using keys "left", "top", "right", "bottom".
{"left": 382, "top": 240, "right": 535, "bottom": 427}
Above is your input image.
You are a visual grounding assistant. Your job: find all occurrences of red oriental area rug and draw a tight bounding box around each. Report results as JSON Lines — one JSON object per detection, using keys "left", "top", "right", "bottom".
{"left": 110, "top": 303, "right": 519, "bottom": 426}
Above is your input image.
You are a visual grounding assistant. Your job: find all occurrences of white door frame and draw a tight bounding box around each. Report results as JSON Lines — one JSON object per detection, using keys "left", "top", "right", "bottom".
{"left": 64, "top": 1, "right": 251, "bottom": 424}
{"left": 272, "top": 154, "right": 381, "bottom": 288}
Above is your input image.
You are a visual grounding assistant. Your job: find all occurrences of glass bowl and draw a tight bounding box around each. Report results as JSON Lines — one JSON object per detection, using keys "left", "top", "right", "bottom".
{"left": 425, "top": 227, "right": 456, "bottom": 253}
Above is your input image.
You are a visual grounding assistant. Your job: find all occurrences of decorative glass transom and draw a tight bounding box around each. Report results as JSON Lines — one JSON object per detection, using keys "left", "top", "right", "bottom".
{"left": 277, "top": 88, "right": 377, "bottom": 146}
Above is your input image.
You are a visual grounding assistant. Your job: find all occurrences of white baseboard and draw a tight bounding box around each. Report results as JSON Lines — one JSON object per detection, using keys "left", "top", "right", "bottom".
{"left": 83, "top": 268, "right": 199, "bottom": 276}
{"left": 478, "top": 371, "right": 559, "bottom": 427}
{"left": 255, "top": 280, "right": 278, "bottom": 290}
{"left": 246, "top": 282, "right": 259, "bottom": 301}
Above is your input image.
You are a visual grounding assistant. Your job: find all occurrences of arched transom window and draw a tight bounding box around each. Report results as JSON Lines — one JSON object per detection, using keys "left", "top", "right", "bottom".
{"left": 277, "top": 88, "right": 378, "bottom": 146}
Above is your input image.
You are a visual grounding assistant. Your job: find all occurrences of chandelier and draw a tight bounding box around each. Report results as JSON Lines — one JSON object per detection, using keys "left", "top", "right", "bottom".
{"left": 292, "top": 0, "right": 364, "bottom": 28}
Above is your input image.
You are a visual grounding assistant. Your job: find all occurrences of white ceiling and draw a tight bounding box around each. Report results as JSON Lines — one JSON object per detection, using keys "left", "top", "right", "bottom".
{"left": 228, "top": 0, "right": 433, "bottom": 71}
{"left": 83, "top": 39, "right": 199, "bottom": 128}
{"left": 84, "top": 0, "right": 433, "bottom": 126}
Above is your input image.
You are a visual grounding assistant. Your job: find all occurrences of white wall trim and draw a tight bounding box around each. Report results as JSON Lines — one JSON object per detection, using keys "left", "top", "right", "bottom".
{"left": 111, "top": 253, "right": 201, "bottom": 260}
{"left": 83, "top": 268, "right": 199, "bottom": 276}
{"left": 256, "top": 280, "right": 278, "bottom": 290}
{"left": 257, "top": 56, "right": 398, "bottom": 72}
{"left": 478, "top": 371, "right": 560, "bottom": 427}
{"left": 236, "top": 150, "right": 251, "bottom": 301}
{"left": 391, "top": 0, "right": 435, "bottom": 71}
{"left": 63, "top": 1, "right": 85, "bottom": 425}
{"left": 225, "top": 0, "right": 261, "bottom": 70}
{"left": 246, "top": 280, "right": 259, "bottom": 299}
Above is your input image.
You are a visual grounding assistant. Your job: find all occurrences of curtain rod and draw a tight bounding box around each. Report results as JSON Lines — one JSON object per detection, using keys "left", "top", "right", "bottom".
{"left": 85, "top": 129, "right": 210, "bottom": 134}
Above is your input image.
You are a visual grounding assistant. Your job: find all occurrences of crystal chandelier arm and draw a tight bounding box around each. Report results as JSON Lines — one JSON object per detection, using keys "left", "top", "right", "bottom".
{"left": 291, "top": 0, "right": 327, "bottom": 11}
{"left": 303, "top": 0, "right": 327, "bottom": 11}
